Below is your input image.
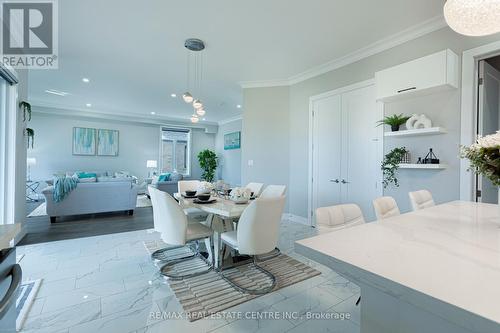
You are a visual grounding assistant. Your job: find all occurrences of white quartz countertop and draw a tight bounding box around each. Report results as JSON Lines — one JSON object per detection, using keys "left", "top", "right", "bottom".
{"left": 296, "top": 201, "right": 500, "bottom": 327}
{"left": 0, "top": 223, "right": 22, "bottom": 249}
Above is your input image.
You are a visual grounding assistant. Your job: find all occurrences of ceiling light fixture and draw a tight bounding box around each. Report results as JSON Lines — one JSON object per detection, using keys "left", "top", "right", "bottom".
{"left": 183, "top": 38, "right": 208, "bottom": 120}
{"left": 444, "top": 0, "right": 500, "bottom": 36}
{"left": 45, "top": 89, "right": 69, "bottom": 96}
{"left": 85, "top": 103, "right": 92, "bottom": 107}
{"left": 150, "top": 111, "right": 156, "bottom": 115}
{"left": 193, "top": 99, "right": 203, "bottom": 110}
{"left": 196, "top": 108, "right": 206, "bottom": 116}
{"left": 182, "top": 92, "right": 193, "bottom": 103}
{"left": 82, "top": 78, "right": 90, "bottom": 83}
{"left": 236, "top": 104, "right": 242, "bottom": 109}
{"left": 171, "top": 93, "right": 177, "bottom": 98}
{"left": 190, "top": 114, "right": 199, "bottom": 123}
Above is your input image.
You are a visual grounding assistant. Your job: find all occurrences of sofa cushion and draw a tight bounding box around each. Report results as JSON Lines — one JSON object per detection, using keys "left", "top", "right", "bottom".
{"left": 78, "top": 177, "right": 97, "bottom": 183}
{"left": 158, "top": 173, "right": 171, "bottom": 182}
{"left": 98, "top": 176, "right": 132, "bottom": 183}
{"left": 77, "top": 172, "right": 97, "bottom": 179}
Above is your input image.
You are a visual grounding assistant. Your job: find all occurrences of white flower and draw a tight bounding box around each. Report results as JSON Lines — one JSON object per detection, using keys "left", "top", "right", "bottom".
{"left": 476, "top": 131, "right": 500, "bottom": 149}
{"left": 230, "top": 187, "right": 251, "bottom": 200}
{"left": 197, "top": 181, "right": 214, "bottom": 193}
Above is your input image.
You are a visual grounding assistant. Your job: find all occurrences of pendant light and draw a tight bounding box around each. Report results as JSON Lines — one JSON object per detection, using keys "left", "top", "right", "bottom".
{"left": 444, "top": 0, "right": 500, "bottom": 36}
{"left": 190, "top": 114, "right": 199, "bottom": 123}
{"left": 196, "top": 108, "right": 206, "bottom": 116}
{"left": 184, "top": 38, "right": 208, "bottom": 121}
{"left": 193, "top": 99, "right": 203, "bottom": 109}
{"left": 182, "top": 92, "right": 193, "bottom": 103}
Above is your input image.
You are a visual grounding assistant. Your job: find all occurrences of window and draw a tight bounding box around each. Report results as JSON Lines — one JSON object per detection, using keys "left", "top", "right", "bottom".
{"left": 161, "top": 128, "right": 191, "bottom": 176}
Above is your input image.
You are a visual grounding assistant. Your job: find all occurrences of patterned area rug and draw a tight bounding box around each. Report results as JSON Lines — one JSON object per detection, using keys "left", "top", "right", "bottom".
{"left": 143, "top": 240, "right": 321, "bottom": 322}
{"left": 27, "top": 195, "right": 152, "bottom": 217}
{"left": 16, "top": 279, "right": 42, "bottom": 331}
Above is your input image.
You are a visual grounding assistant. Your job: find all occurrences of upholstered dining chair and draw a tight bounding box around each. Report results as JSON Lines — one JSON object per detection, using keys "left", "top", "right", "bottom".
{"left": 372, "top": 196, "right": 400, "bottom": 220}
{"left": 260, "top": 185, "right": 287, "bottom": 198}
{"left": 245, "top": 182, "right": 264, "bottom": 197}
{"left": 218, "top": 195, "right": 286, "bottom": 294}
{"left": 316, "top": 204, "right": 365, "bottom": 233}
{"left": 409, "top": 190, "right": 435, "bottom": 211}
{"left": 177, "top": 180, "right": 208, "bottom": 220}
{"left": 148, "top": 186, "right": 214, "bottom": 279}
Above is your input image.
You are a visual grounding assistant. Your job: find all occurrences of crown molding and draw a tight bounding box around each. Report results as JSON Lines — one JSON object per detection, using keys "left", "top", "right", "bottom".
{"left": 239, "top": 15, "right": 447, "bottom": 88}
{"left": 31, "top": 102, "right": 219, "bottom": 129}
{"left": 218, "top": 115, "right": 243, "bottom": 126}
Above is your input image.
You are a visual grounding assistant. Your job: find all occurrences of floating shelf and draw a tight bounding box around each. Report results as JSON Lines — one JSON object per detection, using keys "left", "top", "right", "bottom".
{"left": 384, "top": 127, "right": 447, "bottom": 138}
{"left": 398, "top": 164, "right": 447, "bottom": 170}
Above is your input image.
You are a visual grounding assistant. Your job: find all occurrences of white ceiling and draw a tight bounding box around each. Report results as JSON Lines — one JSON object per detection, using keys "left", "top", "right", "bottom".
{"left": 28, "top": 0, "right": 444, "bottom": 124}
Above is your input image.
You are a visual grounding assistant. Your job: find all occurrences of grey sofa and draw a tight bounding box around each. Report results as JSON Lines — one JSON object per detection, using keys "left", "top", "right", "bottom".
{"left": 148, "top": 173, "right": 183, "bottom": 196}
{"left": 42, "top": 181, "right": 139, "bottom": 222}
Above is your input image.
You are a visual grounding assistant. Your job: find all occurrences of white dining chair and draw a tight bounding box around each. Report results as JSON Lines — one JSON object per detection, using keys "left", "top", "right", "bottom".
{"left": 148, "top": 186, "right": 214, "bottom": 279}
{"left": 245, "top": 182, "right": 264, "bottom": 197}
{"left": 316, "top": 204, "right": 365, "bottom": 234}
{"left": 373, "top": 196, "right": 400, "bottom": 220}
{"left": 219, "top": 195, "right": 286, "bottom": 294}
{"left": 260, "top": 185, "right": 287, "bottom": 198}
{"left": 409, "top": 190, "right": 435, "bottom": 211}
{"left": 177, "top": 180, "right": 208, "bottom": 220}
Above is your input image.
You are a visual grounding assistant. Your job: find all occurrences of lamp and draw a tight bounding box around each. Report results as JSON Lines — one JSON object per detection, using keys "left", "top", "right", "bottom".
{"left": 444, "top": 0, "right": 500, "bottom": 36}
{"left": 190, "top": 114, "right": 200, "bottom": 123}
{"left": 196, "top": 108, "right": 206, "bottom": 116}
{"left": 182, "top": 92, "right": 193, "bottom": 103}
{"left": 27, "top": 157, "right": 36, "bottom": 182}
{"left": 193, "top": 99, "right": 203, "bottom": 110}
{"left": 146, "top": 160, "right": 158, "bottom": 177}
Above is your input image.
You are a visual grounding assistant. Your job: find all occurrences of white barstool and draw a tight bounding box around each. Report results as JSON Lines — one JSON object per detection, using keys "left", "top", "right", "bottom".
{"left": 373, "top": 196, "right": 400, "bottom": 220}
{"left": 409, "top": 190, "right": 435, "bottom": 211}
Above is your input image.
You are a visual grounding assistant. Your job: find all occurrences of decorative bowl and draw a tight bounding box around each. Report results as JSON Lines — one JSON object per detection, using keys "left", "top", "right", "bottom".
{"left": 197, "top": 194, "right": 211, "bottom": 201}
{"left": 185, "top": 190, "right": 197, "bottom": 197}
{"left": 231, "top": 197, "right": 248, "bottom": 204}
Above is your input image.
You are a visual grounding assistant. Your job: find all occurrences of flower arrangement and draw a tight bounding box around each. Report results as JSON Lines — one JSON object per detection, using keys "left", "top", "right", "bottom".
{"left": 230, "top": 187, "right": 252, "bottom": 203}
{"left": 461, "top": 131, "right": 500, "bottom": 186}
{"left": 197, "top": 181, "right": 214, "bottom": 194}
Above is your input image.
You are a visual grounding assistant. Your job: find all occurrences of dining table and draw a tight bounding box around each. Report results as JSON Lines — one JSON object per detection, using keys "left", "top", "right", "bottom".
{"left": 173, "top": 192, "right": 250, "bottom": 268}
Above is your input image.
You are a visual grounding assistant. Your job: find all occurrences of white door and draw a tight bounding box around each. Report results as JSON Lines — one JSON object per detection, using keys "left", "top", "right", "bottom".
{"left": 477, "top": 60, "right": 500, "bottom": 203}
{"left": 311, "top": 83, "right": 382, "bottom": 224}
{"left": 341, "top": 85, "right": 382, "bottom": 221}
{"left": 312, "top": 95, "right": 342, "bottom": 215}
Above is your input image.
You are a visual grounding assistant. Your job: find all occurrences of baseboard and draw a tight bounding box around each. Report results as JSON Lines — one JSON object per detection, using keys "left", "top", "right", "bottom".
{"left": 282, "top": 213, "right": 311, "bottom": 226}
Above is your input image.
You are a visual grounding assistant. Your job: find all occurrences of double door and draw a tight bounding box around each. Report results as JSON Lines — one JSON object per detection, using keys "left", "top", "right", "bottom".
{"left": 311, "top": 83, "right": 382, "bottom": 222}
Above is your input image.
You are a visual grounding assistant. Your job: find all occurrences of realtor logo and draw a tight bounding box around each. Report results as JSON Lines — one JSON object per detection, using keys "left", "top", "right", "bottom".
{"left": 0, "top": 0, "right": 58, "bottom": 69}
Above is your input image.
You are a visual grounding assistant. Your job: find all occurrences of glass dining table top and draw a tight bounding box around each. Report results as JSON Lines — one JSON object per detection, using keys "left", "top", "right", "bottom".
{"left": 173, "top": 193, "right": 249, "bottom": 218}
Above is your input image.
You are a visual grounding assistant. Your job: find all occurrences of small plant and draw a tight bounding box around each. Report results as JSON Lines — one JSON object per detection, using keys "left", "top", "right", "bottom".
{"left": 381, "top": 147, "right": 408, "bottom": 188}
{"left": 26, "top": 128, "right": 35, "bottom": 149}
{"left": 19, "top": 101, "right": 32, "bottom": 122}
{"left": 377, "top": 114, "right": 410, "bottom": 132}
{"left": 197, "top": 149, "right": 218, "bottom": 182}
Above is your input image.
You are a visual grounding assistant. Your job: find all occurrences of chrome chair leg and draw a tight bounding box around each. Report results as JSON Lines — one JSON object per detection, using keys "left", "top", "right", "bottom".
{"left": 256, "top": 247, "right": 281, "bottom": 261}
{"left": 151, "top": 244, "right": 196, "bottom": 262}
{"left": 160, "top": 239, "right": 214, "bottom": 280}
{"left": 219, "top": 256, "right": 277, "bottom": 295}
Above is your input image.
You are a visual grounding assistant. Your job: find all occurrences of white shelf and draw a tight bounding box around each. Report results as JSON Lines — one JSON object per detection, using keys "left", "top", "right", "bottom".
{"left": 384, "top": 127, "right": 447, "bottom": 137}
{"left": 398, "top": 164, "right": 447, "bottom": 170}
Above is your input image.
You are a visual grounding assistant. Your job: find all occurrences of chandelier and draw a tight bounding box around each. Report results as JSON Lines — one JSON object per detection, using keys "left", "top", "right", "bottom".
{"left": 183, "top": 38, "right": 207, "bottom": 123}
{"left": 444, "top": 0, "right": 500, "bottom": 36}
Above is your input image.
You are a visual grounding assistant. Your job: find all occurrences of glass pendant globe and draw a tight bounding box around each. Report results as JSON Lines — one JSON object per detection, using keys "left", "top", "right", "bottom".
{"left": 193, "top": 99, "right": 203, "bottom": 110}
{"left": 196, "top": 108, "right": 206, "bottom": 116}
{"left": 182, "top": 92, "right": 193, "bottom": 103}
{"left": 444, "top": 0, "right": 500, "bottom": 36}
{"left": 190, "top": 114, "right": 199, "bottom": 123}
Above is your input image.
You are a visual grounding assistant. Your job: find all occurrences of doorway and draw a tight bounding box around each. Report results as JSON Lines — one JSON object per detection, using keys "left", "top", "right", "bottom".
{"left": 476, "top": 56, "right": 500, "bottom": 203}
{"left": 308, "top": 80, "right": 383, "bottom": 224}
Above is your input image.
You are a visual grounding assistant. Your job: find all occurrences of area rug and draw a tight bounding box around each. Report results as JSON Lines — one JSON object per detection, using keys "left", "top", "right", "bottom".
{"left": 16, "top": 279, "right": 42, "bottom": 331}
{"left": 143, "top": 240, "right": 321, "bottom": 322}
{"left": 27, "top": 195, "right": 152, "bottom": 217}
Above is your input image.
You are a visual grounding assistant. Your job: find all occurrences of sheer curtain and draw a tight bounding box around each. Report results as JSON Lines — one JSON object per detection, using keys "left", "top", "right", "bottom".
{"left": 0, "top": 65, "right": 19, "bottom": 225}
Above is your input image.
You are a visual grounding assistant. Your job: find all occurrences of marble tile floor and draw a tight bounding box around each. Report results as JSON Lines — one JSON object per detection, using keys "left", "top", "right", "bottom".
{"left": 17, "top": 220, "right": 360, "bottom": 333}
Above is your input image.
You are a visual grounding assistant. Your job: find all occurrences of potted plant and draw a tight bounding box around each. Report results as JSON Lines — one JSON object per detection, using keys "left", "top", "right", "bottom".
{"left": 461, "top": 131, "right": 500, "bottom": 206}
{"left": 377, "top": 114, "right": 410, "bottom": 132}
{"left": 197, "top": 149, "right": 218, "bottom": 183}
{"left": 381, "top": 147, "right": 408, "bottom": 188}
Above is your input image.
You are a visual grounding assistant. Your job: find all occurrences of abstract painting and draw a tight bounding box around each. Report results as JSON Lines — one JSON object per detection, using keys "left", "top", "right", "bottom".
{"left": 97, "top": 129, "right": 119, "bottom": 156}
{"left": 224, "top": 131, "right": 241, "bottom": 150}
{"left": 72, "top": 127, "right": 96, "bottom": 155}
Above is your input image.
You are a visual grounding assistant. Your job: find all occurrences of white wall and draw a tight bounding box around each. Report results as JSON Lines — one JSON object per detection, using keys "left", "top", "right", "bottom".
{"left": 28, "top": 112, "right": 215, "bottom": 183}
{"left": 243, "top": 27, "right": 500, "bottom": 218}
{"left": 215, "top": 119, "right": 242, "bottom": 186}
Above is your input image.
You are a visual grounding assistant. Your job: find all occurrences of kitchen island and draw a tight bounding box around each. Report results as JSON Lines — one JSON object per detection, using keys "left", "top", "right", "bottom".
{"left": 296, "top": 201, "right": 500, "bottom": 333}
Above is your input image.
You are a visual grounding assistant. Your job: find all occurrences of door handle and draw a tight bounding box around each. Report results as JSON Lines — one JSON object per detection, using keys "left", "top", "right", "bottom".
{"left": 0, "top": 264, "right": 22, "bottom": 319}
{"left": 329, "top": 179, "right": 340, "bottom": 183}
{"left": 341, "top": 179, "right": 350, "bottom": 184}
{"left": 397, "top": 87, "right": 417, "bottom": 93}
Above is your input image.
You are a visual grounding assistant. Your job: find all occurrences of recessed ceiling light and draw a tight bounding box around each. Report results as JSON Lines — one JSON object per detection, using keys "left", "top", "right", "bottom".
{"left": 150, "top": 111, "right": 156, "bottom": 115}
{"left": 202, "top": 118, "right": 206, "bottom": 121}
{"left": 45, "top": 89, "right": 69, "bottom": 96}
{"left": 171, "top": 93, "right": 177, "bottom": 98}
{"left": 236, "top": 104, "right": 242, "bottom": 109}
{"left": 85, "top": 103, "right": 92, "bottom": 107}
{"left": 82, "top": 78, "right": 90, "bottom": 83}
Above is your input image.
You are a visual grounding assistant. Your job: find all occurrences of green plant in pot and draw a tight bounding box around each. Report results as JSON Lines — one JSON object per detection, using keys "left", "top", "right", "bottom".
{"left": 377, "top": 114, "right": 410, "bottom": 132}
{"left": 381, "top": 147, "right": 408, "bottom": 188}
{"left": 197, "top": 149, "right": 218, "bottom": 182}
